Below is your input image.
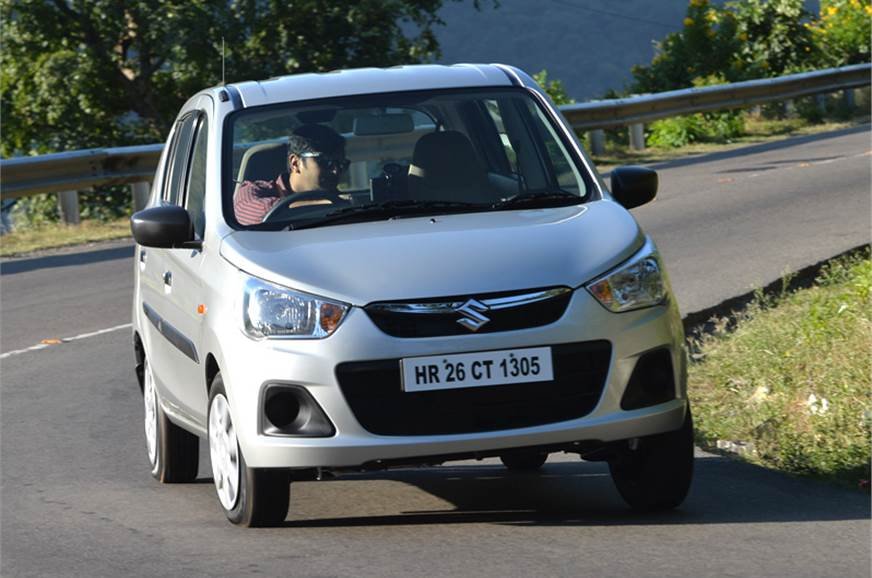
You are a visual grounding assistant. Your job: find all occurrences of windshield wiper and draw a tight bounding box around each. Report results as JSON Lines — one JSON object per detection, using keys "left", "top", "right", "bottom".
{"left": 491, "top": 190, "right": 582, "bottom": 210}
{"left": 287, "top": 199, "right": 486, "bottom": 230}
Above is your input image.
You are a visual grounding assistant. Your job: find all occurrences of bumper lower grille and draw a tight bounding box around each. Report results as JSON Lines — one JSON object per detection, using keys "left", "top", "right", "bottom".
{"left": 335, "top": 341, "right": 611, "bottom": 436}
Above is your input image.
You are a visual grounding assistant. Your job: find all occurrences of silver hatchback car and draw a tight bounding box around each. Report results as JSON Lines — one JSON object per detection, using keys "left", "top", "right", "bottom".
{"left": 131, "top": 64, "right": 693, "bottom": 527}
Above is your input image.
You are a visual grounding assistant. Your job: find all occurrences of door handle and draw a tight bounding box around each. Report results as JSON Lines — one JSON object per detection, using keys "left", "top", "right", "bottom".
{"left": 163, "top": 271, "right": 173, "bottom": 287}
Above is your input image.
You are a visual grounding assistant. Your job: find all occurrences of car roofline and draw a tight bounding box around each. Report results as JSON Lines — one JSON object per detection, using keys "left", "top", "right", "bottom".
{"left": 194, "top": 63, "right": 515, "bottom": 109}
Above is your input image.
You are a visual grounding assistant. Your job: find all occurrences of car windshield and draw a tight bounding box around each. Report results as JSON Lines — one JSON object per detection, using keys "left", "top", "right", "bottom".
{"left": 225, "top": 88, "right": 593, "bottom": 230}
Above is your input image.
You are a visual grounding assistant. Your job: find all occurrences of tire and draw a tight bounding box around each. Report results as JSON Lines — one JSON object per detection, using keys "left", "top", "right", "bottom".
{"left": 208, "top": 374, "right": 290, "bottom": 527}
{"left": 143, "top": 359, "right": 199, "bottom": 483}
{"left": 500, "top": 451, "right": 548, "bottom": 471}
{"left": 608, "top": 405, "right": 695, "bottom": 511}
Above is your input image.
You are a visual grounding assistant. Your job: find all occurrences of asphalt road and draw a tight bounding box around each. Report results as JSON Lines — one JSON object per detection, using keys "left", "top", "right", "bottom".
{"left": 1, "top": 126, "right": 870, "bottom": 577}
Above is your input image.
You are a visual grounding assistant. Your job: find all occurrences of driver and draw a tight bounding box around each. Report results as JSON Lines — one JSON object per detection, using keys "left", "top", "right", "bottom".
{"left": 233, "top": 124, "right": 348, "bottom": 225}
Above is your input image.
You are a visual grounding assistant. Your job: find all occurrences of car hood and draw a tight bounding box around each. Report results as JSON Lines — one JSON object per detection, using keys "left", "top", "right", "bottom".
{"left": 220, "top": 201, "right": 644, "bottom": 306}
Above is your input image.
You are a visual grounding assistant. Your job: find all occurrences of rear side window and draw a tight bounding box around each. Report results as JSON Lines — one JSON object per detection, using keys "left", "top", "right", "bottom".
{"left": 186, "top": 118, "right": 209, "bottom": 239}
{"left": 163, "top": 114, "right": 198, "bottom": 205}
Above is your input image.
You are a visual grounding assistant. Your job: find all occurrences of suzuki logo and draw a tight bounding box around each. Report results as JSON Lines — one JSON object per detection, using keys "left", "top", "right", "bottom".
{"left": 455, "top": 299, "right": 491, "bottom": 332}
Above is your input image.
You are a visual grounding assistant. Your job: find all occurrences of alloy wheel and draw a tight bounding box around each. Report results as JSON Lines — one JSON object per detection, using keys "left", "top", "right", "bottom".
{"left": 209, "top": 393, "right": 240, "bottom": 511}
{"left": 143, "top": 361, "right": 158, "bottom": 467}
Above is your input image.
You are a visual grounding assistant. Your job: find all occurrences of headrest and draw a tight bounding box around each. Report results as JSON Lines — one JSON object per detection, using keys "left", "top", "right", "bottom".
{"left": 408, "top": 131, "right": 487, "bottom": 202}
{"left": 236, "top": 142, "right": 288, "bottom": 184}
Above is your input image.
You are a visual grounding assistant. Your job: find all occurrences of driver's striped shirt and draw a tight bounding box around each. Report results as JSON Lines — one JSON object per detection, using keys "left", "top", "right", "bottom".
{"left": 233, "top": 174, "right": 292, "bottom": 225}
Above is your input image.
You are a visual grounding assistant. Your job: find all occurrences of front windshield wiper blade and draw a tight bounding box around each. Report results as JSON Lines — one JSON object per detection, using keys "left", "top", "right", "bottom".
{"left": 491, "top": 190, "right": 582, "bottom": 210}
{"left": 287, "top": 199, "right": 486, "bottom": 230}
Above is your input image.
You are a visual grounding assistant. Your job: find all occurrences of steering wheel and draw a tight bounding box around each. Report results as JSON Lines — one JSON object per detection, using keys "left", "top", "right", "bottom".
{"left": 261, "top": 190, "right": 350, "bottom": 223}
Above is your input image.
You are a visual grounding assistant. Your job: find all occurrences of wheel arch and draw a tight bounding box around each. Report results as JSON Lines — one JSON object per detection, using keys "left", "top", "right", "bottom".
{"left": 205, "top": 353, "right": 221, "bottom": 396}
{"left": 133, "top": 330, "right": 146, "bottom": 393}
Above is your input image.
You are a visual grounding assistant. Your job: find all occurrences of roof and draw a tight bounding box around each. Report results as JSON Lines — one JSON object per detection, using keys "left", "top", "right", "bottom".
{"left": 227, "top": 64, "right": 516, "bottom": 108}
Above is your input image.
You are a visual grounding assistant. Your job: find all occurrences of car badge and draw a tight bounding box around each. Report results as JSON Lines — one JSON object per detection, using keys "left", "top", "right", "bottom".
{"left": 455, "top": 299, "right": 491, "bottom": 332}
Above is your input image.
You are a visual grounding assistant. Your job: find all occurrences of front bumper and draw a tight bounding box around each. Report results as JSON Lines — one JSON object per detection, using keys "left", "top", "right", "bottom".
{"left": 220, "top": 288, "right": 687, "bottom": 469}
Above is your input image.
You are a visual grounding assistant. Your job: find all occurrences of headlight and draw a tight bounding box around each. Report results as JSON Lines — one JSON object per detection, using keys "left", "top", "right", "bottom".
{"left": 242, "top": 277, "right": 349, "bottom": 339}
{"left": 586, "top": 243, "right": 668, "bottom": 312}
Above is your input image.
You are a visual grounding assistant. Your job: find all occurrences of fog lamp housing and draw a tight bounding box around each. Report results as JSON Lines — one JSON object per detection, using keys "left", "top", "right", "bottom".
{"left": 620, "top": 348, "right": 676, "bottom": 410}
{"left": 261, "top": 384, "right": 335, "bottom": 437}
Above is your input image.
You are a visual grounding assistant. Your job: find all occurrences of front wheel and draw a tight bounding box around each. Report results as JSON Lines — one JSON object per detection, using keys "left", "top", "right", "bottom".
{"left": 208, "top": 374, "right": 290, "bottom": 527}
{"left": 608, "top": 406, "right": 695, "bottom": 511}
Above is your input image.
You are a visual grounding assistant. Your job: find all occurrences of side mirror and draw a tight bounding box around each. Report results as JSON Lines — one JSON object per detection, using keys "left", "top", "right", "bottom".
{"left": 130, "top": 205, "right": 201, "bottom": 249}
{"left": 610, "top": 166, "right": 658, "bottom": 209}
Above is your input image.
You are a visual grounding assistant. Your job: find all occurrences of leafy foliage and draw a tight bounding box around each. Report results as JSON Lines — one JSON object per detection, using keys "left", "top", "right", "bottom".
{"left": 647, "top": 75, "right": 745, "bottom": 148}
{"left": 631, "top": 0, "right": 819, "bottom": 94}
{"left": 631, "top": 0, "right": 743, "bottom": 94}
{"left": 1, "top": 0, "right": 484, "bottom": 157}
{"left": 728, "top": 0, "right": 816, "bottom": 77}
{"left": 532, "top": 69, "right": 575, "bottom": 106}
{"left": 629, "top": 0, "right": 870, "bottom": 148}
{"left": 807, "top": 0, "right": 872, "bottom": 66}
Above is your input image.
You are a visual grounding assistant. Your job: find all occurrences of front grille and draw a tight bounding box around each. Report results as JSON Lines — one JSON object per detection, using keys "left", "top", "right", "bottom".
{"left": 364, "top": 287, "right": 573, "bottom": 338}
{"left": 335, "top": 341, "right": 611, "bottom": 436}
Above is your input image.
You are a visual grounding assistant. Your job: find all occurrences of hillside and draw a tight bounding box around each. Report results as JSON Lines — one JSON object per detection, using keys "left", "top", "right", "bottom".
{"left": 433, "top": 0, "right": 817, "bottom": 101}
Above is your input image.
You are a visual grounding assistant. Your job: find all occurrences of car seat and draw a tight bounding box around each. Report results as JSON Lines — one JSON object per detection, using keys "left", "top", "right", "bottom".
{"left": 235, "top": 142, "right": 288, "bottom": 187}
{"left": 407, "top": 131, "right": 488, "bottom": 203}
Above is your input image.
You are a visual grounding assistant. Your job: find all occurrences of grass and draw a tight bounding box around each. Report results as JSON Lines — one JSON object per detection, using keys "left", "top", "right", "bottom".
{"left": 0, "top": 218, "right": 131, "bottom": 257}
{"left": 591, "top": 115, "right": 870, "bottom": 173}
{"left": 688, "top": 249, "right": 872, "bottom": 488}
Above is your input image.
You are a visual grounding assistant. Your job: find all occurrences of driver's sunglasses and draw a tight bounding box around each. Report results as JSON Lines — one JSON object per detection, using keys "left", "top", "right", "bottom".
{"left": 299, "top": 152, "right": 350, "bottom": 174}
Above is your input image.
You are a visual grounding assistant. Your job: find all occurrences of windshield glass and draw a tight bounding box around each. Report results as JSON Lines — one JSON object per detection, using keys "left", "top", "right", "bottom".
{"left": 225, "top": 88, "right": 592, "bottom": 230}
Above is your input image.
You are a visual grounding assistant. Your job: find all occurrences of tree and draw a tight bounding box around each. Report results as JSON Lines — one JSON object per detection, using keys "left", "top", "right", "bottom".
{"left": 631, "top": 0, "right": 741, "bottom": 94}
{"left": 807, "top": 0, "right": 872, "bottom": 66}
{"left": 532, "top": 69, "right": 575, "bottom": 105}
{"left": 729, "top": 0, "right": 816, "bottom": 77}
{"left": 630, "top": 0, "right": 815, "bottom": 94}
{"left": 0, "top": 0, "right": 488, "bottom": 157}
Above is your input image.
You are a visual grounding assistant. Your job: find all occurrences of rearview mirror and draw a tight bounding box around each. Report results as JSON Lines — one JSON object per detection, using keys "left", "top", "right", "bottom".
{"left": 353, "top": 113, "right": 414, "bottom": 136}
{"left": 610, "top": 166, "right": 658, "bottom": 209}
{"left": 131, "top": 205, "right": 201, "bottom": 249}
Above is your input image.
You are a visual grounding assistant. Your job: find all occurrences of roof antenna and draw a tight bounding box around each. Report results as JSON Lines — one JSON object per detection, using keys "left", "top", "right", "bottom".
{"left": 221, "top": 37, "right": 226, "bottom": 85}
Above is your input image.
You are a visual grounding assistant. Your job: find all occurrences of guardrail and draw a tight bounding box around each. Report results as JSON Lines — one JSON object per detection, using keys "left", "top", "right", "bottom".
{"left": 562, "top": 63, "right": 870, "bottom": 152}
{"left": 561, "top": 63, "right": 870, "bottom": 130}
{"left": 0, "top": 63, "right": 869, "bottom": 224}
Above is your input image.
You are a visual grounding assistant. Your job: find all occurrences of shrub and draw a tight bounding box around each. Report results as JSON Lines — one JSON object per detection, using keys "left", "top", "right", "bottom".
{"left": 79, "top": 186, "right": 133, "bottom": 222}
{"left": 532, "top": 69, "right": 575, "bottom": 106}
{"left": 631, "top": 0, "right": 741, "bottom": 94}
{"left": 647, "top": 75, "right": 745, "bottom": 147}
{"left": 647, "top": 116, "right": 704, "bottom": 148}
{"left": 632, "top": 0, "right": 817, "bottom": 95}
{"left": 10, "top": 185, "right": 133, "bottom": 228}
{"left": 729, "top": 0, "right": 816, "bottom": 79}
{"left": 647, "top": 110, "right": 744, "bottom": 148}
{"left": 12, "top": 194, "right": 60, "bottom": 226}
{"left": 807, "top": 0, "right": 872, "bottom": 66}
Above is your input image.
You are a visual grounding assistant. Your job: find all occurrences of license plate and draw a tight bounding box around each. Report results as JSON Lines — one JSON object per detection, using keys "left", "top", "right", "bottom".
{"left": 400, "top": 347, "right": 553, "bottom": 392}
